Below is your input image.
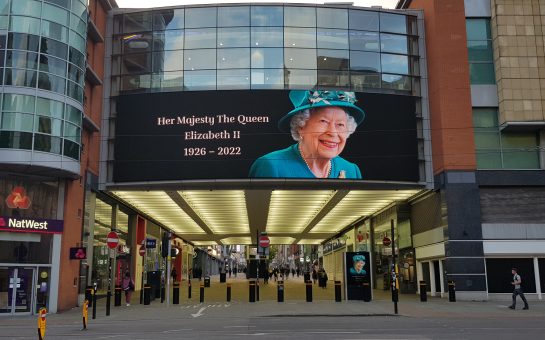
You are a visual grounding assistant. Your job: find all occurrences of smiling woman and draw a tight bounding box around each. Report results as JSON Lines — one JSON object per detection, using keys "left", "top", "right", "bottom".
{"left": 248, "top": 90, "right": 365, "bottom": 179}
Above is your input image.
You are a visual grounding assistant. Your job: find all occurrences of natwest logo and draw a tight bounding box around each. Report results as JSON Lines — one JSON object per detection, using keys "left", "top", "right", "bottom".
{"left": 6, "top": 186, "right": 32, "bottom": 209}
{"left": 0, "top": 216, "right": 63, "bottom": 234}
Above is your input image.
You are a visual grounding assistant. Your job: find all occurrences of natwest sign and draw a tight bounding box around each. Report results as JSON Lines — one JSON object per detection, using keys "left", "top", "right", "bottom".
{"left": 0, "top": 216, "right": 64, "bottom": 234}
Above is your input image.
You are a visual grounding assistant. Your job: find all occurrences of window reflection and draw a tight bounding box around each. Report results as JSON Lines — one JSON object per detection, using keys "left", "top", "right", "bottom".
{"left": 381, "top": 54, "right": 408, "bottom": 75}
{"left": 285, "top": 69, "right": 317, "bottom": 88}
{"left": 218, "top": 27, "right": 250, "bottom": 48}
{"left": 184, "top": 49, "right": 216, "bottom": 70}
{"left": 285, "top": 27, "right": 316, "bottom": 48}
{"left": 351, "top": 71, "right": 380, "bottom": 90}
{"left": 251, "top": 27, "right": 283, "bottom": 47}
{"left": 34, "top": 134, "right": 61, "bottom": 154}
{"left": 382, "top": 73, "right": 410, "bottom": 90}
{"left": 184, "top": 70, "right": 216, "bottom": 90}
{"left": 154, "top": 30, "right": 184, "bottom": 51}
{"left": 185, "top": 7, "right": 216, "bottom": 28}
{"left": 217, "top": 48, "right": 250, "bottom": 69}
{"left": 152, "top": 71, "right": 183, "bottom": 90}
{"left": 317, "top": 70, "right": 349, "bottom": 88}
{"left": 317, "top": 49, "right": 349, "bottom": 70}
{"left": 380, "top": 13, "right": 407, "bottom": 34}
{"left": 349, "top": 31, "right": 379, "bottom": 51}
{"left": 218, "top": 6, "right": 249, "bottom": 27}
{"left": 317, "top": 29, "right": 348, "bottom": 49}
{"left": 285, "top": 48, "right": 316, "bottom": 69}
{"left": 349, "top": 10, "right": 379, "bottom": 31}
{"left": 317, "top": 8, "right": 348, "bottom": 29}
{"left": 218, "top": 69, "right": 250, "bottom": 89}
{"left": 285, "top": 7, "right": 315, "bottom": 27}
{"left": 123, "top": 12, "right": 152, "bottom": 32}
{"left": 251, "top": 48, "right": 283, "bottom": 68}
{"left": 251, "top": 68, "right": 283, "bottom": 89}
{"left": 251, "top": 6, "right": 283, "bottom": 26}
{"left": 350, "top": 51, "right": 380, "bottom": 73}
{"left": 153, "top": 50, "right": 183, "bottom": 72}
{"left": 380, "top": 34, "right": 408, "bottom": 54}
{"left": 185, "top": 28, "right": 216, "bottom": 49}
{"left": 153, "top": 9, "right": 184, "bottom": 30}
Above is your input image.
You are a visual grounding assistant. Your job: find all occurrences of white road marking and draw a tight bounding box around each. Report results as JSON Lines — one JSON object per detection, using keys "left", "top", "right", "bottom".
{"left": 191, "top": 307, "right": 206, "bottom": 318}
{"left": 162, "top": 329, "right": 193, "bottom": 333}
{"left": 224, "top": 326, "right": 256, "bottom": 328}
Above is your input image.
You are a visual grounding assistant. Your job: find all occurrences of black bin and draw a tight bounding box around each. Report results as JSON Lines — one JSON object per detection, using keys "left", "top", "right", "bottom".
{"left": 204, "top": 276, "right": 211, "bottom": 287}
{"left": 220, "top": 273, "right": 226, "bottom": 283}
{"left": 114, "top": 286, "right": 122, "bottom": 306}
{"left": 173, "top": 282, "right": 180, "bottom": 304}
{"left": 419, "top": 281, "right": 427, "bottom": 302}
{"left": 249, "top": 280, "right": 256, "bottom": 302}
{"left": 277, "top": 280, "right": 284, "bottom": 302}
{"left": 334, "top": 281, "right": 342, "bottom": 302}
{"left": 448, "top": 280, "right": 456, "bottom": 302}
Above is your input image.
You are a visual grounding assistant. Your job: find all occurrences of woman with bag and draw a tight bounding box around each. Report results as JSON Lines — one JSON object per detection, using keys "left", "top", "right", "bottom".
{"left": 122, "top": 270, "right": 135, "bottom": 306}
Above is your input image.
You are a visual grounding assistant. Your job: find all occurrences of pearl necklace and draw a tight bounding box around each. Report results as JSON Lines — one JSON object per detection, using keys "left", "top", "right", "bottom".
{"left": 299, "top": 144, "right": 332, "bottom": 178}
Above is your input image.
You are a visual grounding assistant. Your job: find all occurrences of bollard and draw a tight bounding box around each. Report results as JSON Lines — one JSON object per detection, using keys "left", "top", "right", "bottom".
{"left": 173, "top": 282, "right": 180, "bottom": 304}
{"left": 363, "top": 282, "right": 372, "bottom": 302}
{"left": 277, "top": 280, "right": 284, "bottom": 302}
{"left": 227, "top": 283, "right": 232, "bottom": 302}
{"left": 199, "top": 282, "right": 205, "bottom": 303}
{"left": 256, "top": 280, "right": 260, "bottom": 301}
{"left": 305, "top": 280, "right": 313, "bottom": 302}
{"left": 334, "top": 281, "right": 342, "bottom": 302}
{"left": 114, "top": 286, "right": 122, "bottom": 307}
{"left": 92, "top": 286, "right": 97, "bottom": 320}
{"left": 249, "top": 280, "right": 256, "bottom": 302}
{"left": 106, "top": 287, "right": 111, "bottom": 316}
{"left": 37, "top": 307, "right": 47, "bottom": 340}
{"left": 419, "top": 281, "right": 427, "bottom": 302}
{"left": 448, "top": 280, "right": 456, "bottom": 302}
{"left": 144, "top": 285, "right": 151, "bottom": 305}
{"left": 85, "top": 286, "right": 94, "bottom": 308}
{"left": 161, "top": 285, "right": 165, "bottom": 303}
{"left": 188, "top": 279, "right": 192, "bottom": 299}
{"left": 82, "top": 300, "right": 88, "bottom": 331}
{"left": 204, "top": 276, "right": 211, "bottom": 288}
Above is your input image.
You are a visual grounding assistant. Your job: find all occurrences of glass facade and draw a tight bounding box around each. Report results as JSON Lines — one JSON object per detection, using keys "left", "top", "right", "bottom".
{"left": 466, "top": 18, "right": 495, "bottom": 85}
{"left": 0, "top": 0, "right": 86, "bottom": 161}
{"left": 111, "top": 5, "right": 419, "bottom": 94}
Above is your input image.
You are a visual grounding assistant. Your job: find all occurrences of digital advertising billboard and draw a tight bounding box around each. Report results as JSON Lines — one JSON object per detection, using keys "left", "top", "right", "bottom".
{"left": 113, "top": 90, "right": 419, "bottom": 182}
{"left": 344, "top": 251, "right": 371, "bottom": 300}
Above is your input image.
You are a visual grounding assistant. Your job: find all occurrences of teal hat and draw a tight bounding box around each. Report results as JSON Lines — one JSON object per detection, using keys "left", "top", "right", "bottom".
{"left": 278, "top": 90, "right": 365, "bottom": 132}
{"left": 353, "top": 255, "right": 366, "bottom": 262}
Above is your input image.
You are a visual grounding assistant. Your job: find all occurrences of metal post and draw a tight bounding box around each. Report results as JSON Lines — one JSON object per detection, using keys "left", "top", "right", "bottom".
{"left": 106, "top": 255, "right": 112, "bottom": 316}
{"left": 391, "top": 219, "right": 398, "bottom": 314}
{"left": 92, "top": 282, "right": 97, "bottom": 320}
{"left": 166, "top": 233, "right": 171, "bottom": 307}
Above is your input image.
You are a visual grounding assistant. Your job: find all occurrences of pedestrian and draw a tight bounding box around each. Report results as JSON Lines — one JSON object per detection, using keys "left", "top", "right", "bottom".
{"left": 122, "top": 270, "right": 135, "bottom": 306}
{"left": 228, "top": 268, "right": 232, "bottom": 278}
{"left": 509, "top": 267, "right": 529, "bottom": 310}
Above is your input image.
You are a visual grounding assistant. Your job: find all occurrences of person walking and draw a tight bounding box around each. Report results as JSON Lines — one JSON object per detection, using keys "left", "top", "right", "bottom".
{"left": 509, "top": 267, "right": 529, "bottom": 310}
{"left": 122, "top": 271, "right": 135, "bottom": 306}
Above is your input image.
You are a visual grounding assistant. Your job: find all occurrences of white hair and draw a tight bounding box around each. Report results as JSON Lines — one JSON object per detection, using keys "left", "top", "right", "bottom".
{"left": 289, "top": 108, "right": 358, "bottom": 141}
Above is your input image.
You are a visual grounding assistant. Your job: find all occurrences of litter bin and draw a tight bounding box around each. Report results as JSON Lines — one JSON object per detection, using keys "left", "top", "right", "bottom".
{"left": 114, "top": 285, "right": 122, "bottom": 306}
{"left": 448, "top": 280, "right": 456, "bottom": 302}
{"left": 220, "top": 272, "right": 226, "bottom": 283}
{"left": 334, "top": 281, "right": 342, "bottom": 302}
{"left": 277, "top": 280, "right": 284, "bottom": 302}
{"left": 419, "top": 281, "right": 427, "bottom": 302}
{"left": 305, "top": 280, "right": 312, "bottom": 302}
{"left": 249, "top": 280, "right": 256, "bottom": 302}
{"left": 173, "top": 282, "right": 180, "bottom": 304}
{"left": 204, "top": 276, "right": 211, "bottom": 287}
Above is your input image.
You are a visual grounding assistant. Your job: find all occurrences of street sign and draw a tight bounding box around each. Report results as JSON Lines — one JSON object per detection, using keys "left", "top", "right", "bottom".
{"left": 258, "top": 235, "right": 270, "bottom": 248}
{"left": 107, "top": 231, "right": 119, "bottom": 249}
{"left": 139, "top": 245, "right": 146, "bottom": 256}
{"left": 145, "top": 238, "right": 156, "bottom": 248}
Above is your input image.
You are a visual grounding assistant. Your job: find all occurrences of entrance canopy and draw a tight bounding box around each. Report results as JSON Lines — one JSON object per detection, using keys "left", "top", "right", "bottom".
{"left": 108, "top": 187, "right": 423, "bottom": 245}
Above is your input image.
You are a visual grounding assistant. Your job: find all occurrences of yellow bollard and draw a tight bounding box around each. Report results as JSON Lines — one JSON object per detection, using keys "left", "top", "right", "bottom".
{"left": 82, "top": 300, "right": 89, "bottom": 330}
{"left": 37, "top": 307, "right": 47, "bottom": 340}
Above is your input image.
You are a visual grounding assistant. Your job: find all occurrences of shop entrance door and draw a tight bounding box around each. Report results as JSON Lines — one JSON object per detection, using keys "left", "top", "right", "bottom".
{"left": 0, "top": 267, "right": 35, "bottom": 315}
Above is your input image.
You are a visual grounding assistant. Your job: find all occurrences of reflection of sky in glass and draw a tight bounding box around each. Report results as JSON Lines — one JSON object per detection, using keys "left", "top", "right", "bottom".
{"left": 380, "top": 34, "right": 407, "bottom": 54}
{"left": 218, "top": 27, "right": 250, "bottom": 47}
{"left": 251, "top": 27, "right": 283, "bottom": 47}
{"left": 218, "top": 6, "right": 249, "bottom": 27}
{"left": 251, "top": 48, "right": 283, "bottom": 68}
{"left": 217, "top": 48, "right": 250, "bottom": 69}
{"left": 317, "top": 29, "right": 348, "bottom": 49}
{"left": 284, "top": 6, "right": 315, "bottom": 27}
{"left": 349, "top": 31, "right": 379, "bottom": 51}
{"left": 251, "top": 6, "right": 283, "bottom": 26}
{"left": 381, "top": 54, "right": 408, "bottom": 75}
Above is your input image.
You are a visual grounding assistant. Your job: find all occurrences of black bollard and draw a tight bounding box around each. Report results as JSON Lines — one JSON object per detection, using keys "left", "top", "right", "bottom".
{"left": 106, "top": 288, "right": 111, "bottom": 316}
{"left": 188, "top": 279, "right": 192, "bottom": 299}
{"left": 161, "top": 285, "right": 165, "bottom": 303}
{"left": 144, "top": 285, "right": 151, "bottom": 305}
{"left": 114, "top": 286, "right": 122, "bottom": 306}
{"left": 363, "top": 282, "right": 372, "bottom": 302}
{"left": 277, "top": 280, "right": 284, "bottom": 302}
{"left": 199, "top": 283, "right": 204, "bottom": 303}
{"left": 173, "top": 282, "right": 180, "bottom": 304}
{"left": 334, "top": 281, "right": 342, "bottom": 302}
{"left": 419, "top": 281, "right": 427, "bottom": 302}
{"left": 249, "top": 280, "right": 256, "bottom": 302}
{"left": 92, "top": 286, "right": 97, "bottom": 320}
{"left": 448, "top": 280, "right": 456, "bottom": 302}
{"left": 256, "top": 281, "right": 260, "bottom": 301}
{"left": 227, "top": 283, "right": 231, "bottom": 302}
{"left": 305, "top": 280, "right": 312, "bottom": 302}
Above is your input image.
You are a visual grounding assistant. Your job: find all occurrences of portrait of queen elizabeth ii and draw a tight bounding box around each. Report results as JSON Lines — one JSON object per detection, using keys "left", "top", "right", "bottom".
{"left": 248, "top": 90, "right": 365, "bottom": 179}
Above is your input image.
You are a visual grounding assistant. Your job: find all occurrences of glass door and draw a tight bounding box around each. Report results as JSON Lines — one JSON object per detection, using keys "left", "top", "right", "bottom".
{"left": 0, "top": 267, "right": 35, "bottom": 314}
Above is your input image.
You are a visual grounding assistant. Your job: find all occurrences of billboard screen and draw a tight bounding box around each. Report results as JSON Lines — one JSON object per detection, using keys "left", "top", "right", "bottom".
{"left": 113, "top": 90, "right": 418, "bottom": 182}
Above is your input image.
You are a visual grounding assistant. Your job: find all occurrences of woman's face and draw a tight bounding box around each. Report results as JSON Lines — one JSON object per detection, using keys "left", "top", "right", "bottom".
{"left": 299, "top": 106, "right": 349, "bottom": 159}
{"left": 354, "top": 260, "right": 364, "bottom": 271}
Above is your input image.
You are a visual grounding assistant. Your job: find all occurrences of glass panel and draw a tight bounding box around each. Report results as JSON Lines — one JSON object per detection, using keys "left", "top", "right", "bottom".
{"left": 476, "top": 150, "right": 502, "bottom": 169}
{"left": 63, "top": 139, "right": 80, "bottom": 160}
{"left": 218, "top": 27, "right": 250, "bottom": 48}
{"left": 0, "top": 15, "right": 7, "bottom": 30}
{"left": 154, "top": 50, "right": 183, "bottom": 72}
{"left": 317, "top": 8, "right": 348, "bottom": 29}
{"left": 153, "top": 9, "right": 184, "bottom": 30}
{"left": 381, "top": 33, "right": 408, "bottom": 54}
{"left": 0, "top": 0, "right": 9, "bottom": 15}
{"left": 317, "top": 29, "right": 348, "bottom": 49}
{"left": 251, "top": 48, "right": 283, "bottom": 68}
{"left": 0, "top": 268, "right": 9, "bottom": 313}
{"left": 0, "top": 131, "right": 33, "bottom": 149}
{"left": 8, "top": 33, "right": 40, "bottom": 52}
{"left": 69, "top": 31, "right": 85, "bottom": 53}
{"left": 185, "top": 28, "right": 216, "bottom": 49}
{"left": 475, "top": 131, "right": 500, "bottom": 149}
{"left": 251, "top": 27, "right": 283, "bottom": 47}
{"left": 6, "top": 51, "right": 39, "bottom": 70}
{"left": 350, "top": 51, "right": 380, "bottom": 72}
{"left": 351, "top": 71, "right": 380, "bottom": 90}
{"left": 0, "top": 112, "right": 34, "bottom": 132}
{"left": 154, "top": 30, "right": 184, "bottom": 51}
{"left": 66, "top": 81, "right": 83, "bottom": 101}
{"left": 467, "top": 40, "right": 493, "bottom": 62}
{"left": 41, "top": 38, "right": 68, "bottom": 59}
{"left": 185, "top": 8, "right": 216, "bottom": 28}
{"left": 38, "top": 72, "right": 66, "bottom": 93}
{"left": 122, "top": 53, "right": 151, "bottom": 74}
{"left": 317, "top": 49, "right": 349, "bottom": 70}
{"left": 184, "top": 49, "right": 216, "bottom": 70}
{"left": 68, "top": 64, "right": 84, "bottom": 84}
{"left": 380, "top": 13, "right": 407, "bottom": 34}
{"left": 317, "top": 70, "right": 349, "bottom": 88}
{"left": 3, "top": 94, "right": 35, "bottom": 113}
{"left": 4, "top": 68, "right": 37, "bottom": 87}
{"left": 64, "top": 122, "right": 80, "bottom": 142}
{"left": 122, "top": 33, "right": 152, "bottom": 54}
{"left": 11, "top": 0, "right": 42, "bottom": 17}
{"left": 35, "top": 134, "right": 62, "bottom": 153}
{"left": 123, "top": 12, "right": 152, "bottom": 32}
{"left": 10, "top": 16, "right": 41, "bottom": 35}
{"left": 472, "top": 108, "right": 498, "bottom": 129}
{"left": 251, "top": 68, "right": 284, "bottom": 89}
{"left": 43, "top": 3, "right": 69, "bottom": 26}
{"left": 349, "top": 31, "right": 379, "bottom": 51}
{"left": 285, "top": 69, "right": 317, "bottom": 89}
{"left": 218, "top": 6, "right": 249, "bottom": 27}
{"left": 349, "top": 10, "right": 379, "bottom": 31}
{"left": 69, "top": 47, "right": 85, "bottom": 69}
{"left": 501, "top": 133, "right": 540, "bottom": 169}
{"left": 152, "top": 71, "right": 183, "bottom": 90}
{"left": 218, "top": 48, "right": 250, "bottom": 69}
{"left": 36, "top": 97, "right": 64, "bottom": 119}
{"left": 251, "top": 6, "right": 283, "bottom": 26}
{"left": 285, "top": 27, "right": 316, "bottom": 48}
{"left": 71, "top": 0, "right": 87, "bottom": 20}
{"left": 13, "top": 269, "right": 34, "bottom": 313}
{"left": 184, "top": 70, "right": 216, "bottom": 90}
{"left": 285, "top": 48, "right": 316, "bottom": 69}
{"left": 120, "top": 74, "right": 151, "bottom": 91}
{"left": 65, "top": 105, "right": 82, "bottom": 125}
{"left": 381, "top": 54, "right": 409, "bottom": 75}
{"left": 70, "top": 15, "right": 86, "bottom": 36}
{"left": 466, "top": 18, "right": 491, "bottom": 40}
{"left": 285, "top": 6, "right": 315, "bottom": 27}
{"left": 218, "top": 69, "right": 250, "bottom": 89}
{"left": 39, "top": 55, "right": 67, "bottom": 77}
{"left": 469, "top": 63, "right": 495, "bottom": 84}
{"left": 382, "top": 74, "right": 411, "bottom": 91}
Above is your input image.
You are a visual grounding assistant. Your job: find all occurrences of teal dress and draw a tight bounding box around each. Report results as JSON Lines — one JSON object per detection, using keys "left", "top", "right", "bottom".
{"left": 249, "top": 144, "right": 362, "bottom": 179}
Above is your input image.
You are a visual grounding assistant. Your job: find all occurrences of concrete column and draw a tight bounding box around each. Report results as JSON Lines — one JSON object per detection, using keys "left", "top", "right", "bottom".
{"left": 416, "top": 260, "right": 424, "bottom": 294}
{"left": 439, "top": 259, "right": 445, "bottom": 297}
{"left": 429, "top": 261, "right": 436, "bottom": 297}
{"left": 534, "top": 257, "right": 542, "bottom": 300}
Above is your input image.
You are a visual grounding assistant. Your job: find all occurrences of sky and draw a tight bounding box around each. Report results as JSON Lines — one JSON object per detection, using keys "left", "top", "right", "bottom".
{"left": 116, "top": 0, "right": 399, "bottom": 9}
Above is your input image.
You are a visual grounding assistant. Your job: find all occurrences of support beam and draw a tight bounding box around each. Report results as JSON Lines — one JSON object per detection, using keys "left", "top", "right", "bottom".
{"left": 245, "top": 190, "right": 272, "bottom": 244}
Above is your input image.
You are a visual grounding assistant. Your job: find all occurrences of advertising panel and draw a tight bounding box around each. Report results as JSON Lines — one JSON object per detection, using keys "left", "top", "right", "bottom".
{"left": 114, "top": 90, "right": 418, "bottom": 182}
{"left": 345, "top": 251, "right": 371, "bottom": 300}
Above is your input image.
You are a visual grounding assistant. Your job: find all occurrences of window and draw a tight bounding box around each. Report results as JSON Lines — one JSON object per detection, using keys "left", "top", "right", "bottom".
{"left": 349, "top": 10, "right": 378, "bottom": 31}
{"left": 317, "top": 29, "right": 348, "bottom": 50}
{"left": 154, "top": 9, "right": 184, "bottom": 30}
{"left": 251, "top": 48, "right": 283, "bottom": 68}
{"left": 185, "top": 28, "right": 216, "bottom": 49}
{"left": 185, "top": 8, "right": 216, "bottom": 28}
{"left": 218, "top": 6, "right": 249, "bottom": 27}
{"left": 217, "top": 48, "right": 250, "bottom": 69}
{"left": 251, "top": 27, "right": 283, "bottom": 47}
{"left": 466, "top": 19, "right": 495, "bottom": 84}
{"left": 218, "top": 28, "right": 250, "bottom": 48}
{"left": 251, "top": 6, "right": 283, "bottom": 27}
{"left": 317, "top": 8, "right": 348, "bottom": 29}
{"left": 284, "top": 7, "right": 315, "bottom": 27}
